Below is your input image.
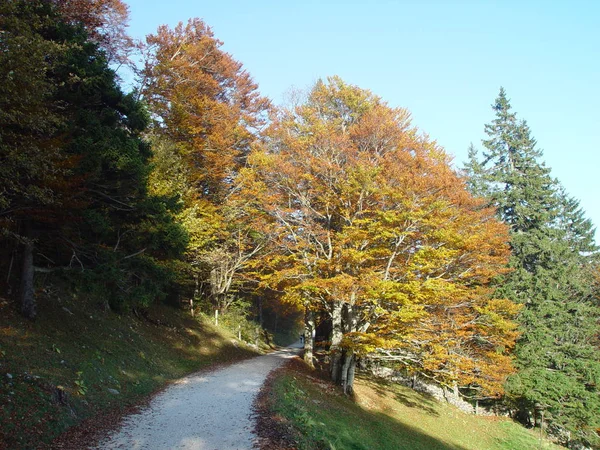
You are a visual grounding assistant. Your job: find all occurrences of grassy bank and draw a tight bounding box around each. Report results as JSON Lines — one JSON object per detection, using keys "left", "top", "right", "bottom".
{"left": 260, "top": 358, "right": 564, "bottom": 450}
{"left": 0, "top": 288, "right": 260, "bottom": 449}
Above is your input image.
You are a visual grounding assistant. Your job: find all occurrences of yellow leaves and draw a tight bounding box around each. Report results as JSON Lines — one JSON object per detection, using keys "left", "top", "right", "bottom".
{"left": 473, "top": 298, "right": 521, "bottom": 344}
{"left": 478, "top": 298, "right": 522, "bottom": 319}
{"left": 422, "top": 343, "right": 451, "bottom": 373}
{"left": 306, "top": 274, "right": 360, "bottom": 303}
{"left": 246, "top": 149, "right": 277, "bottom": 170}
{"left": 178, "top": 200, "right": 223, "bottom": 255}
{"left": 412, "top": 245, "right": 458, "bottom": 273}
{"left": 421, "top": 278, "right": 462, "bottom": 303}
{"left": 340, "top": 332, "right": 393, "bottom": 357}
{"left": 386, "top": 306, "right": 427, "bottom": 329}
{"left": 373, "top": 280, "right": 416, "bottom": 305}
{"left": 236, "top": 76, "right": 518, "bottom": 396}
{"left": 307, "top": 76, "right": 379, "bottom": 128}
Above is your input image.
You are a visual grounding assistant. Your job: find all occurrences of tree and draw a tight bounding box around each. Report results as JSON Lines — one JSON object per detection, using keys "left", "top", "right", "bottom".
{"left": 0, "top": 1, "right": 81, "bottom": 318}
{"left": 240, "top": 77, "right": 517, "bottom": 395}
{"left": 465, "top": 88, "right": 600, "bottom": 446}
{"left": 140, "top": 19, "right": 272, "bottom": 315}
{"left": 0, "top": 1, "right": 186, "bottom": 317}
{"left": 141, "top": 18, "right": 270, "bottom": 201}
{"left": 52, "top": 0, "right": 135, "bottom": 66}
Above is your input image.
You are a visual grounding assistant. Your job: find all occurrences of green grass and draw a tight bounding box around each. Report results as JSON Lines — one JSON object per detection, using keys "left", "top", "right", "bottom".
{"left": 268, "top": 360, "right": 565, "bottom": 450}
{"left": 0, "top": 287, "right": 260, "bottom": 449}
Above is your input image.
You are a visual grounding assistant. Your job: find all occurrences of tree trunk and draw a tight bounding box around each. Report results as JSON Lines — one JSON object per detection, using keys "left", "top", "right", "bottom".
{"left": 191, "top": 272, "right": 199, "bottom": 316}
{"left": 341, "top": 350, "right": 356, "bottom": 395}
{"left": 257, "top": 296, "right": 263, "bottom": 327}
{"left": 329, "top": 301, "right": 344, "bottom": 383}
{"left": 304, "top": 307, "right": 315, "bottom": 368}
{"left": 217, "top": 293, "right": 226, "bottom": 312}
{"left": 341, "top": 302, "right": 359, "bottom": 394}
{"left": 6, "top": 249, "right": 15, "bottom": 290}
{"left": 194, "top": 272, "right": 200, "bottom": 299}
{"left": 20, "top": 224, "right": 36, "bottom": 320}
{"left": 347, "top": 356, "right": 356, "bottom": 392}
{"left": 534, "top": 404, "right": 543, "bottom": 429}
{"left": 210, "top": 268, "right": 224, "bottom": 311}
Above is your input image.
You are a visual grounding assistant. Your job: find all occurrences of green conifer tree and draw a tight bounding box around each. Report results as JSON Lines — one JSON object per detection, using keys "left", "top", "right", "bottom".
{"left": 0, "top": 0, "right": 187, "bottom": 315}
{"left": 465, "top": 88, "right": 600, "bottom": 447}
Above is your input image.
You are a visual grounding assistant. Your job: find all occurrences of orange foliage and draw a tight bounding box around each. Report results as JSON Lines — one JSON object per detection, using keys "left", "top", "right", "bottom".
{"left": 142, "top": 19, "right": 271, "bottom": 201}
{"left": 239, "top": 77, "right": 517, "bottom": 395}
{"left": 52, "top": 0, "right": 134, "bottom": 64}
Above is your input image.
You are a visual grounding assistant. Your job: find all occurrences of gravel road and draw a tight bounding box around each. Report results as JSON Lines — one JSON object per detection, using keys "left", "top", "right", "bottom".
{"left": 94, "top": 344, "right": 301, "bottom": 450}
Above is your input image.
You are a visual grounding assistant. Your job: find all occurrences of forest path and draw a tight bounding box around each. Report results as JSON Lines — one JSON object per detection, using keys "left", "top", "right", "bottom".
{"left": 94, "top": 343, "right": 301, "bottom": 450}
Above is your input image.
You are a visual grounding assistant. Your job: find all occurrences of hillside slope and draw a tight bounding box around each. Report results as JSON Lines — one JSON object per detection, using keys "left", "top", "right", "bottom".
{"left": 0, "top": 288, "right": 259, "bottom": 449}
{"left": 255, "top": 357, "right": 565, "bottom": 450}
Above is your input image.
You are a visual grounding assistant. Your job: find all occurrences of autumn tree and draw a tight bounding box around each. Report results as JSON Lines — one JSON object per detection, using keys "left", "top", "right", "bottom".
{"left": 52, "top": 0, "right": 135, "bottom": 66}
{"left": 140, "top": 19, "right": 271, "bottom": 314}
{"left": 239, "top": 77, "right": 517, "bottom": 395}
{"left": 141, "top": 18, "right": 270, "bottom": 201}
{"left": 465, "top": 88, "right": 600, "bottom": 446}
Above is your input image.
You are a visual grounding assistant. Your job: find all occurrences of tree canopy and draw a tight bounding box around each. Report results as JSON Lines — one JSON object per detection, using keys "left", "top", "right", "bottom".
{"left": 465, "top": 88, "right": 600, "bottom": 445}
{"left": 2, "top": 5, "right": 598, "bottom": 447}
{"left": 239, "top": 77, "right": 517, "bottom": 395}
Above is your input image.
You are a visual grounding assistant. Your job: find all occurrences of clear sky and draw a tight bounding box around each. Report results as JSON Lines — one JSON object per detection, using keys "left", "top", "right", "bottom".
{"left": 124, "top": 0, "right": 600, "bottom": 241}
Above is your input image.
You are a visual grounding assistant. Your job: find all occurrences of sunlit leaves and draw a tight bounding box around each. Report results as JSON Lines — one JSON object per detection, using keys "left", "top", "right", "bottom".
{"left": 142, "top": 18, "right": 270, "bottom": 201}
{"left": 240, "top": 77, "right": 516, "bottom": 394}
{"left": 467, "top": 88, "right": 600, "bottom": 442}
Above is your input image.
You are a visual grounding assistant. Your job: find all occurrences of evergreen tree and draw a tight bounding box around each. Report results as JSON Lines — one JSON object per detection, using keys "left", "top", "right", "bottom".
{"left": 0, "top": 1, "right": 187, "bottom": 316}
{"left": 463, "top": 144, "right": 490, "bottom": 198}
{"left": 465, "top": 88, "right": 600, "bottom": 446}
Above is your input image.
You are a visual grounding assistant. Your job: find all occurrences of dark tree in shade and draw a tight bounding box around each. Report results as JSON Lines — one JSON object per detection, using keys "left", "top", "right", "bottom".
{"left": 0, "top": 1, "right": 187, "bottom": 317}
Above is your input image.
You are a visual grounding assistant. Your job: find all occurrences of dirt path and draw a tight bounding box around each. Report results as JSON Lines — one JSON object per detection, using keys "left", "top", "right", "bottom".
{"left": 94, "top": 344, "right": 301, "bottom": 450}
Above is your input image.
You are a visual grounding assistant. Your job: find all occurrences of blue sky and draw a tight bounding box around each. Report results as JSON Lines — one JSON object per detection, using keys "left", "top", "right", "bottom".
{"left": 125, "top": 0, "right": 600, "bottom": 240}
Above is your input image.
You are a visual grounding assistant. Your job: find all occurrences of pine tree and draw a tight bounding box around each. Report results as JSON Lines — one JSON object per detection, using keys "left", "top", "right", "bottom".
{"left": 465, "top": 88, "right": 600, "bottom": 446}
{"left": 463, "top": 143, "right": 489, "bottom": 198}
{"left": 0, "top": 1, "right": 187, "bottom": 315}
